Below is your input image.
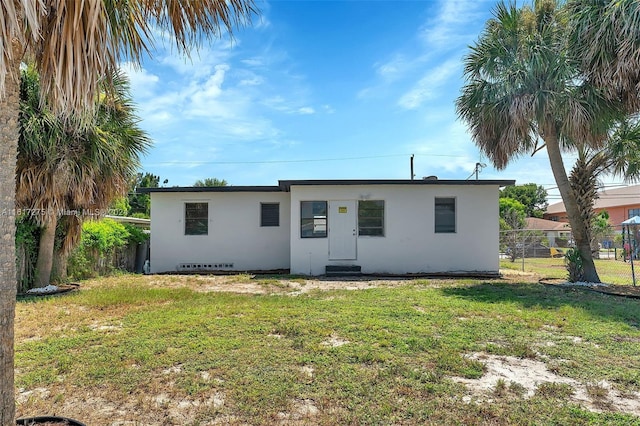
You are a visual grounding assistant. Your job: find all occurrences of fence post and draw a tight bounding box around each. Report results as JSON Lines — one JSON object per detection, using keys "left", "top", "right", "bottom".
{"left": 521, "top": 231, "right": 525, "bottom": 272}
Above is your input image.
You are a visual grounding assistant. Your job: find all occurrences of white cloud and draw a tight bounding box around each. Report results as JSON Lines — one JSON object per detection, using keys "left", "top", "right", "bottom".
{"left": 241, "top": 57, "right": 264, "bottom": 67}
{"left": 359, "top": 0, "right": 486, "bottom": 102}
{"left": 157, "top": 42, "right": 235, "bottom": 79}
{"left": 239, "top": 76, "right": 264, "bottom": 86}
{"left": 262, "top": 96, "right": 316, "bottom": 115}
{"left": 298, "top": 107, "right": 315, "bottom": 115}
{"left": 190, "top": 65, "right": 229, "bottom": 103}
{"left": 397, "top": 59, "right": 460, "bottom": 110}
{"left": 375, "top": 54, "right": 413, "bottom": 80}
{"left": 420, "top": 0, "right": 487, "bottom": 49}
{"left": 119, "top": 62, "right": 160, "bottom": 99}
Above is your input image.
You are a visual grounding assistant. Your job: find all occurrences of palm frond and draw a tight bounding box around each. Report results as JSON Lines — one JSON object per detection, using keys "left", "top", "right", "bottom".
{"left": 568, "top": 0, "right": 640, "bottom": 111}
{"left": 0, "top": 0, "right": 42, "bottom": 94}
{"left": 17, "top": 66, "right": 149, "bottom": 248}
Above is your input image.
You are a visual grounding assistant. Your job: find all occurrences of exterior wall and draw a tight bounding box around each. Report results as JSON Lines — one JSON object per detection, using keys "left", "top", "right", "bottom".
{"left": 288, "top": 185, "right": 500, "bottom": 275}
{"left": 607, "top": 205, "right": 640, "bottom": 227}
{"left": 544, "top": 204, "right": 640, "bottom": 229}
{"left": 149, "top": 192, "right": 290, "bottom": 273}
{"left": 546, "top": 230, "right": 572, "bottom": 247}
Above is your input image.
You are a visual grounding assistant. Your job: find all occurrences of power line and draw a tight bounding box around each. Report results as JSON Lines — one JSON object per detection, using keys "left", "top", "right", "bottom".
{"left": 144, "top": 153, "right": 472, "bottom": 166}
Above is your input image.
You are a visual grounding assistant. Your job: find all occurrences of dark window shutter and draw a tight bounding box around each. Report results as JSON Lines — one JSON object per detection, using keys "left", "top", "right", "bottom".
{"left": 261, "top": 203, "right": 279, "bottom": 227}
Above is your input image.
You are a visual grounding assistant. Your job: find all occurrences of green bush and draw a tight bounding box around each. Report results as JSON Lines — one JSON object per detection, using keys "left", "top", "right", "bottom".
{"left": 15, "top": 215, "right": 40, "bottom": 292}
{"left": 82, "top": 218, "right": 130, "bottom": 253}
{"left": 564, "top": 248, "right": 584, "bottom": 283}
{"left": 68, "top": 218, "right": 146, "bottom": 280}
{"left": 123, "top": 223, "right": 149, "bottom": 245}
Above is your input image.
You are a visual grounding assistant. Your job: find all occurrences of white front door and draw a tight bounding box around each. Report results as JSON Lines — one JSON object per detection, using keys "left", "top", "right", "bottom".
{"left": 328, "top": 200, "right": 357, "bottom": 260}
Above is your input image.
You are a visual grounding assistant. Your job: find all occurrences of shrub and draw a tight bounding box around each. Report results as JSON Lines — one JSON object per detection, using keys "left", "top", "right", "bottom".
{"left": 15, "top": 215, "right": 40, "bottom": 292}
{"left": 68, "top": 218, "right": 135, "bottom": 280}
{"left": 564, "top": 248, "right": 584, "bottom": 283}
{"left": 123, "top": 223, "right": 149, "bottom": 245}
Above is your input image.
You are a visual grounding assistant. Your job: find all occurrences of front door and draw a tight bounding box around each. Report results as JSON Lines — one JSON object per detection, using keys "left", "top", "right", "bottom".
{"left": 329, "top": 200, "right": 357, "bottom": 260}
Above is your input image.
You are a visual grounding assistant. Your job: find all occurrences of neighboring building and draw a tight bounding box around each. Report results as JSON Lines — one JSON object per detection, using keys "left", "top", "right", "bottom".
{"left": 544, "top": 185, "right": 640, "bottom": 226}
{"left": 524, "top": 217, "right": 572, "bottom": 247}
{"left": 105, "top": 215, "right": 150, "bottom": 229}
{"left": 141, "top": 179, "right": 514, "bottom": 276}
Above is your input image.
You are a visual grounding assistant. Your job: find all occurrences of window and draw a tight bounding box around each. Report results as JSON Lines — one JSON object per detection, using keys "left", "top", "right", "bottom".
{"left": 629, "top": 208, "right": 640, "bottom": 219}
{"left": 261, "top": 203, "right": 280, "bottom": 227}
{"left": 358, "top": 200, "right": 384, "bottom": 236}
{"left": 435, "top": 197, "right": 456, "bottom": 233}
{"left": 185, "top": 202, "right": 208, "bottom": 235}
{"left": 301, "top": 201, "right": 327, "bottom": 238}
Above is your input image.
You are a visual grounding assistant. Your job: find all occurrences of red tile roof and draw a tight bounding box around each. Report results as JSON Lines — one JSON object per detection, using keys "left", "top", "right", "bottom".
{"left": 525, "top": 217, "right": 572, "bottom": 231}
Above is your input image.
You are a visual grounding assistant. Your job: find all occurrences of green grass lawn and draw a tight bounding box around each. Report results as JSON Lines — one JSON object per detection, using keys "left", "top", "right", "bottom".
{"left": 15, "top": 275, "right": 640, "bottom": 425}
{"left": 500, "top": 257, "right": 638, "bottom": 285}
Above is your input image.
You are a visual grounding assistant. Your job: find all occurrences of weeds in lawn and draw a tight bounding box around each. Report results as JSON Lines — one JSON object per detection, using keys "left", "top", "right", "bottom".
{"left": 509, "top": 381, "right": 526, "bottom": 397}
{"left": 493, "top": 378, "right": 508, "bottom": 396}
{"left": 13, "top": 274, "right": 640, "bottom": 425}
{"left": 535, "top": 382, "right": 575, "bottom": 399}
{"left": 586, "top": 382, "right": 609, "bottom": 400}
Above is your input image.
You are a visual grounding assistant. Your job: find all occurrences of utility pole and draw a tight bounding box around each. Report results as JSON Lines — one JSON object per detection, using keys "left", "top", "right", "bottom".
{"left": 410, "top": 154, "right": 415, "bottom": 180}
{"left": 474, "top": 162, "right": 486, "bottom": 180}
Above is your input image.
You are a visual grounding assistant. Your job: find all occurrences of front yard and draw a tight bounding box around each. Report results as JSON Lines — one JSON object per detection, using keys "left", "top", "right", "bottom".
{"left": 15, "top": 274, "right": 640, "bottom": 425}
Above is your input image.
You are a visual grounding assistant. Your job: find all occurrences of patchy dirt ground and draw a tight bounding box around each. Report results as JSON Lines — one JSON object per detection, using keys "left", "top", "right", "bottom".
{"left": 16, "top": 272, "right": 640, "bottom": 424}
{"left": 451, "top": 353, "right": 640, "bottom": 417}
{"left": 97, "top": 273, "right": 439, "bottom": 295}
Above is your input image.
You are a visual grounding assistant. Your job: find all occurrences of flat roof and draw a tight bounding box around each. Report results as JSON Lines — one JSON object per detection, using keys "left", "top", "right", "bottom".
{"left": 139, "top": 179, "right": 515, "bottom": 193}
{"left": 279, "top": 179, "right": 515, "bottom": 190}
{"left": 138, "top": 186, "right": 282, "bottom": 193}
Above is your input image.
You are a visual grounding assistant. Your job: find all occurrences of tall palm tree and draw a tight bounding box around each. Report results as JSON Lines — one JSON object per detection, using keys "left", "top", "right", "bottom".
{"left": 17, "top": 65, "right": 151, "bottom": 288}
{"left": 456, "top": 0, "right": 621, "bottom": 284}
{"left": 0, "top": 1, "right": 256, "bottom": 422}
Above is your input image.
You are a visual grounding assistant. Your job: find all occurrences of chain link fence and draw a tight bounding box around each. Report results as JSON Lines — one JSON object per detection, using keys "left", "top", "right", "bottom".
{"left": 499, "top": 225, "right": 637, "bottom": 285}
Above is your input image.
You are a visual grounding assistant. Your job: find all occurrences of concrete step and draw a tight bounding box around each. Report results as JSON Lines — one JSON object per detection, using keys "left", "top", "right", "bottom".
{"left": 325, "top": 265, "right": 362, "bottom": 276}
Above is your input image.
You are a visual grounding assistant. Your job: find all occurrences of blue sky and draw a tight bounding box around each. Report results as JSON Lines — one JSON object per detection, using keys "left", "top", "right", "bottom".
{"left": 121, "top": 0, "right": 593, "bottom": 201}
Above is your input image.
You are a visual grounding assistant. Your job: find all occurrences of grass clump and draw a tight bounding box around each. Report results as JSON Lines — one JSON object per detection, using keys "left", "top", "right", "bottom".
{"left": 536, "top": 382, "right": 575, "bottom": 399}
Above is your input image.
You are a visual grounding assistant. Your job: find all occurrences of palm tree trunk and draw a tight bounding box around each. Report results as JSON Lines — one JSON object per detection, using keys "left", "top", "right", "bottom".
{"left": 569, "top": 154, "right": 601, "bottom": 258}
{"left": 0, "top": 43, "right": 21, "bottom": 426}
{"left": 545, "top": 131, "right": 601, "bottom": 283}
{"left": 52, "top": 248, "right": 69, "bottom": 282}
{"left": 34, "top": 215, "right": 58, "bottom": 287}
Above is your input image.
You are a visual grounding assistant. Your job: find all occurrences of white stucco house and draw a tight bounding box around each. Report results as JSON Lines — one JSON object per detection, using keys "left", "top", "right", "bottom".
{"left": 141, "top": 179, "right": 514, "bottom": 276}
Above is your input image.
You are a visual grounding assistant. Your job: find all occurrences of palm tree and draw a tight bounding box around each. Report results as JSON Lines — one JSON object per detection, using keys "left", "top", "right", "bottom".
{"left": 568, "top": 0, "right": 640, "bottom": 113}
{"left": 568, "top": 118, "right": 640, "bottom": 254}
{"left": 456, "top": 0, "right": 621, "bottom": 284}
{"left": 17, "top": 65, "right": 151, "bottom": 288}
{"left": 0, "top": 1, "right": 256, "bottom": 422}
{"left": 194, "top": 177, "right": 229, "bottom": 187}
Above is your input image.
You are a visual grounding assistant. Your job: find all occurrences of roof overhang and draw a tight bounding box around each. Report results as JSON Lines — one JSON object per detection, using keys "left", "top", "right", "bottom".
{"left": 279, "top": 179, "right": 515, "bottom": 191}
{"left": 138, "top": 186, "right": 282, "bottom": 194}
{"left": 138, "top": 179, "right": 516, "bottom": 194}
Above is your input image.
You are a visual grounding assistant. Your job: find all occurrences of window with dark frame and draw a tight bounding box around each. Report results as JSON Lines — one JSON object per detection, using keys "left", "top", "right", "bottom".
{"left": 261, "top": 203, "right": 280, "bottom": 227}
{"left": 358, "top": 200, "right": 384, "bottom": 236}
{"left": 185, "top": 202, "right": 208, "bottom": 235}
{"left": 629, "top": 208, "right": 640, "bottom": 219}
{"left": 300, "top": 201, "right": 327, "bottom": 238}
{"left": 435, "top": 197, "right": 456, "bottom": 233}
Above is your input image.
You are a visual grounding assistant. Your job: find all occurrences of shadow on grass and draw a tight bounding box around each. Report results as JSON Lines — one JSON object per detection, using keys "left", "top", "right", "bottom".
{"left": 441, "top": 281, "right": 640, "bottom": 329}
